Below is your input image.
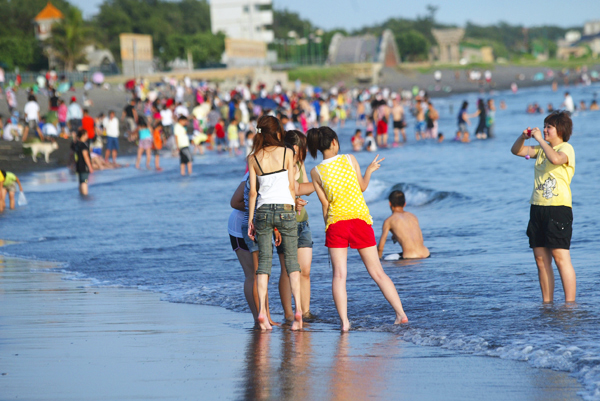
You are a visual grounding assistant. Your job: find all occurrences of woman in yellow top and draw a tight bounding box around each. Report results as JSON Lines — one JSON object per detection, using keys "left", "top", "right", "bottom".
{"left": 307, "top": 126, "right": 408, "bottom": 331}
{"left": 511, "top": 110, "right": 576, "bottom": 303}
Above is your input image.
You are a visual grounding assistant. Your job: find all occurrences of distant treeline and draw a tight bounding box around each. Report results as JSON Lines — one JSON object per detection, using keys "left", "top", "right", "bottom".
{"left": 0, "top": 0, "right": 224, "bottom": 71}
{"left": 273, "top": 6, "right": 578, "bottom": 62}
{"left": 0, "top": 0, "right": 581, "bottom": 71}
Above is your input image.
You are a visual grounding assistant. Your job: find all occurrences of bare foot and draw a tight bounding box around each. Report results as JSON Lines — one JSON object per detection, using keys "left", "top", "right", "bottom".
{"left": 257, "top": 314, "right": 273, "bottom": 330}
{"left": 291, "top": 312, "right": 303, "bottom": 331}
{"left": 394, "top": 314, "right": 409, "bottom": 324}
{"left": 341, "top": 319, "right": 351, "bottom": 332}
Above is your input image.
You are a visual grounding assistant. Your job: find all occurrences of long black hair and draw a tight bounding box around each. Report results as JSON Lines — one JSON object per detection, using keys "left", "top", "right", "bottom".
{"left": 284, "top": 130, "right": 307, "bottom": 162}
{"left": 307, "top": 126, "right": 339, "bottom": 159}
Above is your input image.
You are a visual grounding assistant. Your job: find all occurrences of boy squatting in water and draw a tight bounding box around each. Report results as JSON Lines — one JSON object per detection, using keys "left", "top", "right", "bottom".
{"left": 378, "top": 190, "right": 430, "bottom": 260}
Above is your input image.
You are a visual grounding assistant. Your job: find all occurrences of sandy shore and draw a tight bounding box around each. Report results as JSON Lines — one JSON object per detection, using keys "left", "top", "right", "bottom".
{"left": 0, "top": 251, "right": 583, "bottom": 400}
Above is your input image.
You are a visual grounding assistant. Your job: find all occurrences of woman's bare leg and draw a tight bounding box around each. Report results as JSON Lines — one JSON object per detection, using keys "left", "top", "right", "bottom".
{"left": 236, "top": 249, "right": 258, "bottom": 321}
{"left": 358, "top": 246, "right": 408, "bottom": 324}
{"left": 288, "top": 270, "right": 303, "bottom": 330}
{"left": 552, "top": 248, "right": 576, "bottom": 303}
{"left": 278, "top": 254, "right": 294, "bottom": 321}
{"left": 329, "top": 247, "right": 350, "bottom": 331}
{"left": 252, "top": 252, "right": 277, "bottom": 326}
{"left": 298, "top": 247, "right": 312, "bottom": 316}
{"left": 533, "top": 247, "right": 554, "bottom": 303}
{"left": 256, "top": 274, "right": 272, "bottom": 330}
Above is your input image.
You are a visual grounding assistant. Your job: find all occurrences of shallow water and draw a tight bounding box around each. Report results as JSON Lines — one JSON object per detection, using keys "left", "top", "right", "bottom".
{"left": 1, "top": 83, "right": 600, "bottom": 399}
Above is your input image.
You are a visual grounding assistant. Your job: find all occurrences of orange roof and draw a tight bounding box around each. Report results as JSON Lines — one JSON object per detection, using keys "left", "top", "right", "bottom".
{"left": 34, "top": 2, "right": 64, "bottom": 21}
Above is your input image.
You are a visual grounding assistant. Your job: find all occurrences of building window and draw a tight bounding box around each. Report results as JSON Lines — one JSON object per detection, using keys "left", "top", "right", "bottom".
{"left": 243, "top": 5, "right": 249, "bottom": 13}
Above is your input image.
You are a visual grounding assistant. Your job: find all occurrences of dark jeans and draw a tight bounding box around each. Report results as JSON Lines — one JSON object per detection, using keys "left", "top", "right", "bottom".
{"left": 255, "top": 204, "right": 300, "bottom": 275}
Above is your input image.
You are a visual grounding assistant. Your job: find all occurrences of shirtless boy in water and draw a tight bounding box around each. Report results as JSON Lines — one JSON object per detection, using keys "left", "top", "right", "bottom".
{"left": 391, "top": 97, "right": 406, "bottom": 144}
{"left": 378, "top": 190, "right": 430, "bottom": 259}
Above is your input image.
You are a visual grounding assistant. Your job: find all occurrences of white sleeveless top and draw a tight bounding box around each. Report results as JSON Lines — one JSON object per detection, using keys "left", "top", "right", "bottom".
{"left": 255, "top": 147, "right": 295, "bottom": 209}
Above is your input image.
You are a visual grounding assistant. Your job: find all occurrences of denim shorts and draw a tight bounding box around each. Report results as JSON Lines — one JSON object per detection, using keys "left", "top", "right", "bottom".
{"left": 276, "top": 220, "right": 313, "bottom": 254}
{"left": 106, "top": 137, "right": 119, "bottom": 151}
{"left": 255, "top": 204, "right": 300, "bottom": 276}
{"left": 241, "top": 223, "right": 260, "bottom": 253}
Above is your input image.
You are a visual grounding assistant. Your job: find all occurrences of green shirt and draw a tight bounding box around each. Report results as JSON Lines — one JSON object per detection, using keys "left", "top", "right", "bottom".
{"left": 2, "top": 171, "right": 16, "bottom": 187}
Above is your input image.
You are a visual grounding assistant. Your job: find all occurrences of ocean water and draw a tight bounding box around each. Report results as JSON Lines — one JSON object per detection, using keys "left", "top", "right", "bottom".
{"left": 1, "top": 83, "right": 600, "bottom": 399}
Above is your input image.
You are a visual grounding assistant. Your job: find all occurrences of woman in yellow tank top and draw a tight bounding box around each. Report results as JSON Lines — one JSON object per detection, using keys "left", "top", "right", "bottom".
{"left": 307, "top": 126, "right": 408, "bottom": 332}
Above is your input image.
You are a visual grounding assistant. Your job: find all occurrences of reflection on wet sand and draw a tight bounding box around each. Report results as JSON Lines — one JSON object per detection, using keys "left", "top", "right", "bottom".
{"left": 240, "top": 329, "right": 403, "bottom": 401}
{"left": 328, "top": 333, "right": 402, "bottom": 401}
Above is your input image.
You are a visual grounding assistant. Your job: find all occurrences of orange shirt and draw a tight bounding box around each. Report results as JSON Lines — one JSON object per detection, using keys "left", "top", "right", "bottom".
{"left": 82, "top": 116, "right": 95, "bottom": 140}
{"left": 153, "top": 128, "right": 163, "bottom": 149}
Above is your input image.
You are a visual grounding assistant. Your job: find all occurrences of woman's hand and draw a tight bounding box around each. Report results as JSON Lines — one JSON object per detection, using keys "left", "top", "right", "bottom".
{"left": 248, "top": 222, "right": 256, "bottom": 241}
{"left": 530, "top": 127, "right": 543, "bottom": 142}
{"left": 295, "top": 197, "right": 307, "bottom": 214}
{"left": 274, "top": 228, "right": 282, "bottom": 246}
{"left": 366, "top": 154, "right": 385, "bottom": 175}
{"left": 521, "top": 127, "right": 532, "bottom": 140}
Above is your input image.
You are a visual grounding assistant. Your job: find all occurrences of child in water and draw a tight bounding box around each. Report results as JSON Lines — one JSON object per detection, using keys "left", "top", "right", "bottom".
{"left": 510, "top": 110, "right": 576, "bottom": 303}
{"left": 377, "top": 190, "right": 430, "bottom": 260}
{"left": 308, "top": 126, "right": 408, "bottom": 331}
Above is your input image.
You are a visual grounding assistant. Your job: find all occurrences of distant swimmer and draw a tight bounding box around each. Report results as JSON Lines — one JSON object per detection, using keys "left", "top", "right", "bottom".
{"left": 377, "top": 190, "right": 430, "bottom": 260}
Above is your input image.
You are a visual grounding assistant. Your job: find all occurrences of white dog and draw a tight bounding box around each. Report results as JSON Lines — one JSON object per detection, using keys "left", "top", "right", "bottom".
{"left": 22, "top": 142, "right": 59, "bottom": 163}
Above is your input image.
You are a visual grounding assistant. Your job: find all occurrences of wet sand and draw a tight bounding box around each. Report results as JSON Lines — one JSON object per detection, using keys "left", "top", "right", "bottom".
{"left": 0, "top": 253, "right": 583, "bottom": 400}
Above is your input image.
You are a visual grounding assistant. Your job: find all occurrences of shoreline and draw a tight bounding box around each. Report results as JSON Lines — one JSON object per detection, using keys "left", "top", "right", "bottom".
{"left": 0, "top": 251, "right": 585, "bottom": 400}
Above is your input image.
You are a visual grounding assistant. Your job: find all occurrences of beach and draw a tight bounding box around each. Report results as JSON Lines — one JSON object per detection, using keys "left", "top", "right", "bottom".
{"left": 1, "top": 78, "right": 600, "bottom": 400}
{"left": 0, "top": 254, "right": 583, "bottom": 400}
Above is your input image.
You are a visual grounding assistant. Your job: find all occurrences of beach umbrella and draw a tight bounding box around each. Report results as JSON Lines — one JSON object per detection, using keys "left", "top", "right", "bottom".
{"left": 92, "top": 71, "right": 104, "bottom": 84}
{"left": 253, "top": 97, "right": 279, "bottom": 110}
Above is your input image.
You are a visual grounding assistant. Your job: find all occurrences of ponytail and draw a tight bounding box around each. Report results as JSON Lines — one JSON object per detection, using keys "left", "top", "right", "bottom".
{"left": 307, "top": 126, "right": 338, "bottom": 159}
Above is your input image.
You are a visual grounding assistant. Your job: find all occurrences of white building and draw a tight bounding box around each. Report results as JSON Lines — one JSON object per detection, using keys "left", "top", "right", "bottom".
{"left": 210, "top": 0, "right": 274, "bottom": 43}
{"left": 584, "top": 20, "right": 600, "bottom": 36}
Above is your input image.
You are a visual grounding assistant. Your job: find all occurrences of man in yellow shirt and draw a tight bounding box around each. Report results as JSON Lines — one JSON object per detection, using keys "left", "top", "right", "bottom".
{"left": 511, "top": 110, "right": 576, "bottom": 303}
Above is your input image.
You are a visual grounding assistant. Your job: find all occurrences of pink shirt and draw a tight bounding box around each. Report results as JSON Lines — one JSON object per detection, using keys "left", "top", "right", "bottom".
{"left": 58, "top": 104, "right": 68, "bottom": 122}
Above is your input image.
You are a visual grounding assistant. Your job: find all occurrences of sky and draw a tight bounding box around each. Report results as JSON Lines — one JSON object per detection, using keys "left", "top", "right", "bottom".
{"left": 73, "top": 0, "right": 599, "bottom": 29}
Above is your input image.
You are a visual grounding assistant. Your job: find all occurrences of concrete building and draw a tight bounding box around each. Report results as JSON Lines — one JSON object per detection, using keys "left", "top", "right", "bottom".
{"left": 210, "top": 0, "right": 274, "bottom": 43}
{"left": 431, "top": 29, "right": 465, "bottom": 63}
{"left": 584, "top": 20, "right": 600, "bottom": 35}
{"left": 326, "top": 29, "right": 400, "bottom": 66}
{"left": 460, "top": 44, "right": 494, "bottom": 63}
{"left": 557, "top": 25, "right": 600, "bottom": 60}
{"left": 120, "top": 34, "right": 154, "bottom": 77}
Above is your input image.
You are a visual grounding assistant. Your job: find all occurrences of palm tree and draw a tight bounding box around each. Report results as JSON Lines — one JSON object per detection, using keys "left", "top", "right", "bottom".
{"left": 46, "top": 8, "right": 90, "bottom": 71}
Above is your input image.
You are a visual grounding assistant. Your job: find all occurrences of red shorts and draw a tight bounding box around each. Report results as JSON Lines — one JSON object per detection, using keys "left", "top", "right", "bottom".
{"left": 325, "top": 219, "right": 376, "bottom": 249}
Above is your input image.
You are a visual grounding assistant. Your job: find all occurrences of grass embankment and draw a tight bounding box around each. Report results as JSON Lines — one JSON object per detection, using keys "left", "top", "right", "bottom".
{"left": 287, "top": 66, "right": 355, "bottom": 87}
{"left": 410, "top": 58, "right": 600, "bottom": 74}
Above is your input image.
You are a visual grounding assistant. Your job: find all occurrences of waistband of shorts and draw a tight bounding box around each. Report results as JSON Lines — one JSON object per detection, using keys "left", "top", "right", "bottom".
{"left": 257, "top": 204, "right": 295, "bottom": 211}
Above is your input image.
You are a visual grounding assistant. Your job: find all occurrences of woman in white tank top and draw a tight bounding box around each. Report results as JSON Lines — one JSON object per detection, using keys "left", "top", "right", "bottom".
{"left": 247, "top": 116, "right": 304, "bottom": 331}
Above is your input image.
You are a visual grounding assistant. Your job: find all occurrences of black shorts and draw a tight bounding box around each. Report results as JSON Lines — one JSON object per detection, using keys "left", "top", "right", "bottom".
{"left": 526, "top": 205, "right": 573, "bottom": 249}
{"left": 230, "top": 235, "right": 249, "bottom": 252}
{"left": 393, "top": 120, "right": 406, "bottom": 129}
{"left": 179, "top": 147, "right": 192, "bottom": 164}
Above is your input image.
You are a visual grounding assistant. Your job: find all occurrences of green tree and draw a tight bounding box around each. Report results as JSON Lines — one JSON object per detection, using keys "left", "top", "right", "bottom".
{"left": 93, "top": 0, "right": 212, "bottom": 65}
{"left": 0, "top": 0, "right": 75, "bottom": 70}
{"left": 396, "top": 30, "right": 429, "bottom": 61}
{"left": 0, "top": 36, "right": 36, "bottom": 69}
{"left": 46, "top": 8, "right": 90, "bottom": 71}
